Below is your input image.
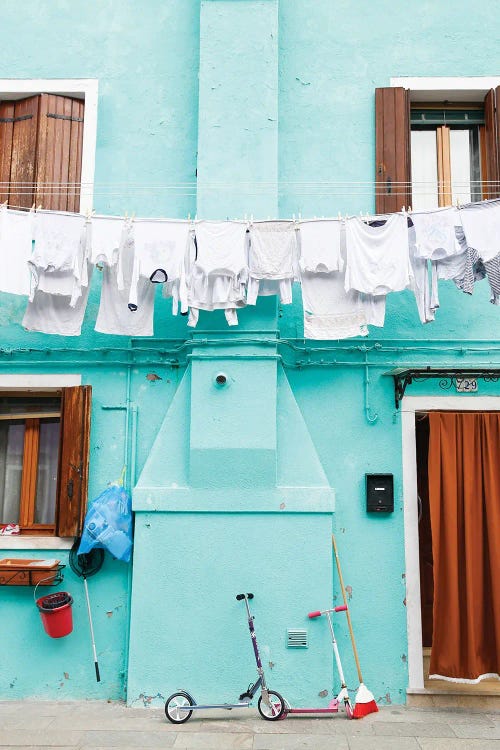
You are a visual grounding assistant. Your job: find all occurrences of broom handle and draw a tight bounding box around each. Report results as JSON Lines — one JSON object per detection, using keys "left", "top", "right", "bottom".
{"left": 332, "top": 533, "right": 363, "bottom": 684}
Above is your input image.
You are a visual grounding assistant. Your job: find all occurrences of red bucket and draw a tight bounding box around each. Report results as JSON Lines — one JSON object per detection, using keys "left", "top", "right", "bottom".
{"left": 36, "top": 591, "right": 73, "bottom": 638}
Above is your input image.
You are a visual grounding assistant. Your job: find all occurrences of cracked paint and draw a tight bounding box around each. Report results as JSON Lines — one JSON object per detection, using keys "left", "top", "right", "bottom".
{"left": 146, "top": 373, "right": 162, "bottom": 381}
{"left": 318, "top": 689, "right": 328, "bottom": 698}
{"left": 133, "top": 692, "right": 165, "bottom": 707}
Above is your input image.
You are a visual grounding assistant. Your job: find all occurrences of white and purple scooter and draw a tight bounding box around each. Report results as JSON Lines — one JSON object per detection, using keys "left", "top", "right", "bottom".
{"left": 164, "top": 593, "right": 286, "bottom": 724}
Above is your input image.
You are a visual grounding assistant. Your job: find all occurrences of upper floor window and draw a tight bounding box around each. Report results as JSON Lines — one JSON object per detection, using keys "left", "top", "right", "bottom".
{"left": 0, "top": 79, "right": 97, "bottom": 214}
{"left": 410, "top": 107, "right": 483, "bottom": 210}
{"left": 375, "top": 83, "right": 500, "bottom": 214}
{"left": 0, "top": 386, "right": 91, "bottom": 537}
{"left": 0, "top": 94, "right": 84, "bottom": 212}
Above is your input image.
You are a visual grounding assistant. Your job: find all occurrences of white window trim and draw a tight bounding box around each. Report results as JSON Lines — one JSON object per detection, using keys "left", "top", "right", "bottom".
{"left": 390, "top": 76, "right": 500, "bottom": 103}
{"left": 0, "top": 373, "right": 82, "bottom": 550}
{"left": 401, "top": 395, "right": 500, "bottom": 692}
{"left": 0, "top": 79, "right": 98, "bottom": 214}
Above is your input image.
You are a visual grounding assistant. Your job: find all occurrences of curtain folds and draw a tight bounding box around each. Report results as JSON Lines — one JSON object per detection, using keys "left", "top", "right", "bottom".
{"left": 427, "top": 411, "right": 500, "bottom": 682}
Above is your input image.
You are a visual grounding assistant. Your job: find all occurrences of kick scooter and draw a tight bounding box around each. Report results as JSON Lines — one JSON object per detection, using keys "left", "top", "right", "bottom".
{"left": 283, "top": 604, "right": 354, "bottom": 719}
{"left": 165, "top": 593, "right": 286, "bottom": 723}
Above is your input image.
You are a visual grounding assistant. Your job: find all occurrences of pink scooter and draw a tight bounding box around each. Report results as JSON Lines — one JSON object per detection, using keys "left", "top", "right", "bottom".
{"left": 283, "top": 604, "right": 353, "bottom": 719}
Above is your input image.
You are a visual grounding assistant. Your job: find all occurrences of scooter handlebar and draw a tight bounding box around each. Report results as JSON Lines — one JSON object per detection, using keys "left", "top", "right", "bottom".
{"left": 236, "top": 593, "right": 254, "bottom": 600}
{"left": 308, "top": 605, "right": 348, "bottom": 618}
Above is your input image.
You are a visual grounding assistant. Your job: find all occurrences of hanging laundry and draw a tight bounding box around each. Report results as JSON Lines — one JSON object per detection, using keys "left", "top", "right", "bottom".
{"left": 301, "top": 271, "right": 368, "bottom": 340}
{"left": 129, "top": 219, "right": 190, "bottom": 314}
{"left": 247, "top": 221, "right": 298, "bottom": 305}
{"left": 29, "top": 210, "right": 91, "bottom": 306}
{"left": 22, "top": 284, "right": 91, "bottom": 336}
{"left": 95, "top": 221, "right": 155, "bottom": 336}
{"left": 187, "top": 221, "right": 248, "bottom": 327}
{"left": 0, "top": 206, "right": 33, "bottom": 296}
{"left": 344, "top": 214, "right": 411, "bottom": 296}
{"left": 452, "top": 227, "right": 486, "bottom": 295}
{"left": 406, "top": 209, "right": 465, "bottom": 321}
{"left": 459, "top": 199, "right": 500, "bottom": 262}
{"left": 298, "top": 219, "right": 344, "bottom": 273}
{"left": 90, "top": 215, "right": 126, "bottom": 266}
{"left": 410, "top": 206, "right": 462, "bottom": 261}
{"left": 408, "top": 223, "right": 436, "bottom": 324}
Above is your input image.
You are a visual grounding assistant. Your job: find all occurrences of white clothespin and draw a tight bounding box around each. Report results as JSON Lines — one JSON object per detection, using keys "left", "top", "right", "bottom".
{"left": 293, "top": 213, "right": 296, "bottom": 222}
{"left": 187, "top": 212, "right": 191, "bottom": 221}
{"left": 401, "top": 205, "right": 406, "bottom": 213}
{"left": 298, "top": 212, "right": 302, "bottom": 221}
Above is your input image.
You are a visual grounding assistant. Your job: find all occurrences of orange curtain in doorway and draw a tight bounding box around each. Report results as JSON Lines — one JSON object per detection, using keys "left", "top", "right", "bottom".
{"left": 427, "top": 411, "right": 500, "bottom": 682}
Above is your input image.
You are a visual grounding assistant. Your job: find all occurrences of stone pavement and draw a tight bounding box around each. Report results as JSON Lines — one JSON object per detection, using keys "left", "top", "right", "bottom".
{"left": 0, "top": 700, "right": 499, "bottom": 749}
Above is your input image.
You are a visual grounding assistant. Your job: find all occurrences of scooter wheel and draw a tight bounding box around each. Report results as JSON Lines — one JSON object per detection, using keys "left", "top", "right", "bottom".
{"left": 165, "top": 691, "right": 195, "bottom": 724}
{"left": 258, "top": 690, "right": 286, "bottom": 721}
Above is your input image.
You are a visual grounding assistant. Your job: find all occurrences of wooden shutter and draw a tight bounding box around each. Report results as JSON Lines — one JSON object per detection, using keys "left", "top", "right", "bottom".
{"left": 375, "top": 87, "right": 411, "bottom": 213}
{"left": 36, "top": 94, "right": 85, "bottom": 212}
{"left": 0, "top": 95, "right": 40, "bottom": 209}
{"left": 483, "top": 87, "right": 500, "bottom": 199}
{"left": 56, "top": 385, "right": 92, "bottom": 537}
{"left": 0, "top": 93, "right": 84, "bottom": 211}
{"left": 0, "top": 101, "right": 15, "bottom": 204}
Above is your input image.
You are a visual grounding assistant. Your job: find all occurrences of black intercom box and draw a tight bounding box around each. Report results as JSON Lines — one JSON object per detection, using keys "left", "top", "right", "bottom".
{"left": 366, "top": 473, "right": 394, "bottom": 513}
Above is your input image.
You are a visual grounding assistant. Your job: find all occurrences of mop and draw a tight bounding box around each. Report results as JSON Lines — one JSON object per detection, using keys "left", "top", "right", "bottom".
{"left": 332, "top": 534, "right": 378, "bottom": 718}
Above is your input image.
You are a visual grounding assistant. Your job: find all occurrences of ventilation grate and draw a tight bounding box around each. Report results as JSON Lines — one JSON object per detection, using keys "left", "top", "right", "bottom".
{"left": 287, "top": 628, "right": 308, "bottom": 648}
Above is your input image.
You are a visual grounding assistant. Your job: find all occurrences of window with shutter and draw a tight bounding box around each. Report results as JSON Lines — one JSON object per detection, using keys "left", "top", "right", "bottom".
{"left": 375, "top": 86, "right": 500, "bottom": 212}
{"left": 0, "top": 93, "right": 85, "bottom": 212}
{"left": 0, "top": 385, "right": 91, "bottom": 537}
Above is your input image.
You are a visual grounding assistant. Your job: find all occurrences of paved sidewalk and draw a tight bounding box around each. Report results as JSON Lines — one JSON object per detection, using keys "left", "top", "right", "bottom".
{"left": 0, "top": 700, "right": 499, "bottom": 749}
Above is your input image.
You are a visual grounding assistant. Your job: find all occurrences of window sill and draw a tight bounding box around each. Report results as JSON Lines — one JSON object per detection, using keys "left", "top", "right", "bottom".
{"left": 0, "top": 536, "right": 74, "bottom": 550}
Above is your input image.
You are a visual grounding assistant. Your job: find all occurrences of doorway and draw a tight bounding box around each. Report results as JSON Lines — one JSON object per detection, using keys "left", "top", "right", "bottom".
{"left": 413, "top": 408, "right": 500, "bottom": 695}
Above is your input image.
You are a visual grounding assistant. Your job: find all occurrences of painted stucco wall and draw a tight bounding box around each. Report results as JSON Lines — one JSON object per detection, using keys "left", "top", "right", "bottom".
{"left": 0, "top": 0, "right": 499, "bottom": 707}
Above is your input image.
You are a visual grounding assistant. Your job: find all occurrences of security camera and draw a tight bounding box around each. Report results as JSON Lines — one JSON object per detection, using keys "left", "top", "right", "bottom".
{"left": 214, "top": 372, "right": 228, "bottom": 387}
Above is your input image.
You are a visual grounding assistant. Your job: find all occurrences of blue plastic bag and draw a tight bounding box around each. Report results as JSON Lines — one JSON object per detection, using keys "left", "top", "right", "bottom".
{"left": 78, "top": 482, "right": 133, "bottom": 562}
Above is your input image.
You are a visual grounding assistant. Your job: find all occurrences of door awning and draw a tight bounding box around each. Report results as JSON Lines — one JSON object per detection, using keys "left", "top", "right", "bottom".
{"left": 388, "top": 367, "right": 500, "bottom": 409}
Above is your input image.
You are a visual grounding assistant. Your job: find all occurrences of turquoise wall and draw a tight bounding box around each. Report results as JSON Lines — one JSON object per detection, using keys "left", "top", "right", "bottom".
{"left": 0, "top": 0, "right": 499, "bottom": 707}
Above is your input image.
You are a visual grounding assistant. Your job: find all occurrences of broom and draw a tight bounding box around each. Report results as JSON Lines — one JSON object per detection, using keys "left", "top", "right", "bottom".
{"left": 332, "top": 533, "right": 378, "bottom": 718}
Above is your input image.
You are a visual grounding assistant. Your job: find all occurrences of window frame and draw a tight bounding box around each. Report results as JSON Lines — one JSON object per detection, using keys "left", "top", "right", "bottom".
{"left": 0, "top": 79, "right": 98, "bottom": 214}
{"left": 0, "top": 374, "right": 82, "bottom": 551}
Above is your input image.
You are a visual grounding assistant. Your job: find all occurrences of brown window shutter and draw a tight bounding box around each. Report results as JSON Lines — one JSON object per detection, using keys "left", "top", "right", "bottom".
{"left": 56, "top": 385, "right": 92, "bottom": 537}
{"left": 0, "top": 95, "right": 40, "bottom": 209}
{"left": 35, "top": 94, "right": 85, "bottom": 212}
{"left": 375, "top": 87, "right": 411, "bottom": 214}
{"left": 483, "top": 87, "right": 500, "bottom": 199}
{"left": 0, "top": 100, "right": 15, "bottom": 204}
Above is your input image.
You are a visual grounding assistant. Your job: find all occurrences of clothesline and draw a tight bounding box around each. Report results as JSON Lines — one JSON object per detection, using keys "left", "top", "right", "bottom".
{"left": 0, "top": 197, "right": 499, "bottom": 340}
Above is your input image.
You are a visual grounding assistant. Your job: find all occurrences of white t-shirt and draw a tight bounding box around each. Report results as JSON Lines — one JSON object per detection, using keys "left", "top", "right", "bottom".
{"left": 31, "top": 210, "right": 86, "bottom": 274}
{"left": 301, "top": 270, "right": 368, "bottom": 340}
{"left": 194, "top": 221, "right": 248, "bottom": 277}
{"left": 129, "top": 219, "right": 190, "bottom": 312}
{"left": 299, "top": 219, "right": 343, "bottom": 273}
{"left": 459, "top": 199, "right": 500, "bottom": 262}
{"left": 344, "top": 214, "right": 411, "bottom": 295}
{"left": 95, "top": 225, "right": 154, "bottom": 336}
{"left": 248, "top": 221, "right": 297, "bottom": 280}
{"left": 90, "top": 215, "right": 125, "bottom": 266}
{"left": 410, "top": 207, "right": 462, "bottom": 260}
{"left": 0, "top": 207, "right": 33, "bottom": 296}
{"left": 22, "top": 279, "right": 91, "bottom": 336}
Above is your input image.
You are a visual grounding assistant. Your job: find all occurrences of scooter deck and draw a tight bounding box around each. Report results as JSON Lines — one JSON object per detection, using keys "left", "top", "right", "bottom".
{"left": 188, "top": 702, "right": 251, "bottom": 711}
{"left": 287, "top": 706, "right": 339, "bottom": 714}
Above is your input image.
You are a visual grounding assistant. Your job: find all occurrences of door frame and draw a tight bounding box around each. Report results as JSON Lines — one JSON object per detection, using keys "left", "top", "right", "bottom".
{"left": 401, "top": 395, "right": 500, "bottom": 691}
